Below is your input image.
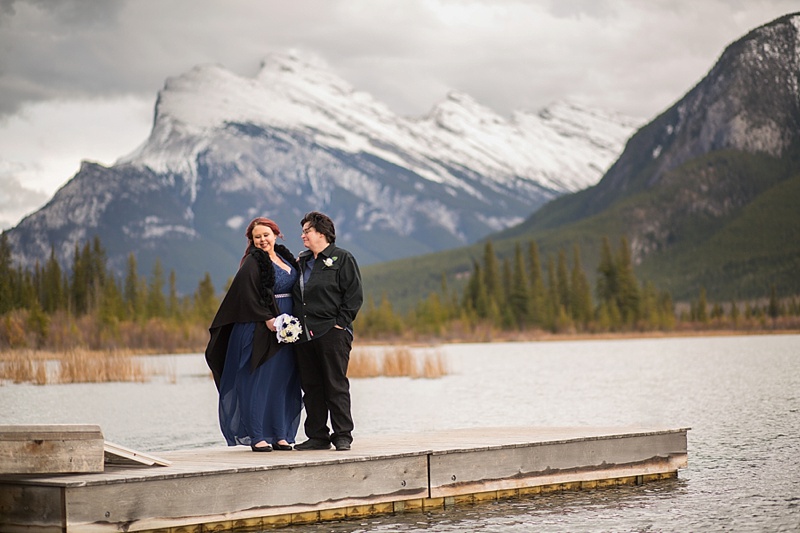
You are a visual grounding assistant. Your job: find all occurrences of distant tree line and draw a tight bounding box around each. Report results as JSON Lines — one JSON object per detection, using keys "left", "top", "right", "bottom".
{"left": 0, "top": 233, "right": 215, "bottom": 351}
{"left": 357, "top": 237, "right": 800, "bottom": 340}
{"left": 0, "top": 231, "right": 798, "bottom": 352}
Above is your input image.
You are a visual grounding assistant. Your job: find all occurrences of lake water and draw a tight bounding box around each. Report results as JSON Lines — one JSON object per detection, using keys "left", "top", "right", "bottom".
{"left": 2, "top": 334, "right": 799, "bottom": 532}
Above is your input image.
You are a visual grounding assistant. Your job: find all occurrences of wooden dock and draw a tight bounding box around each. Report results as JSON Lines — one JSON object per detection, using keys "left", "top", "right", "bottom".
{"left": 0, "top": 425, "right": 688, "bottom": 532}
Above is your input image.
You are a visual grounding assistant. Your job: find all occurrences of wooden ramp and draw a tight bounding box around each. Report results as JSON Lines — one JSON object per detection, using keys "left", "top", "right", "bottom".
{"left": 0, "top": 425, "right": 689, "bottom": 533}
{"left": 103, "top": 441, "right": 171, "bottom": 467}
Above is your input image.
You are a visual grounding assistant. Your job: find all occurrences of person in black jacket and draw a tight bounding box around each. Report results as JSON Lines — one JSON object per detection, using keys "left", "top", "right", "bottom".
{"left": 205, "top": 217, "right": 302, "bottom": 452}
{"left": 292, "top": 211, "right": 363, "bottom": 451}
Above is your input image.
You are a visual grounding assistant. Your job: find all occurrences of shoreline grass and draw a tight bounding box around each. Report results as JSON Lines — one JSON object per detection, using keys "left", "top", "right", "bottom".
{"left": 2, "top": 326, "right": 796, "bottom": 385}
{"left": 0, "top": 348, "right": 176, "bottom": 385}
{"left": 349, "top": 347, "right": 448, "bottom": 379}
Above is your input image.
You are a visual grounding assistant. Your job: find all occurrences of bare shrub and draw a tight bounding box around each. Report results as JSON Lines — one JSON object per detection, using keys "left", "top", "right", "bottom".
{"left": 0, "top": 311, "right": 29, "bottom": 349}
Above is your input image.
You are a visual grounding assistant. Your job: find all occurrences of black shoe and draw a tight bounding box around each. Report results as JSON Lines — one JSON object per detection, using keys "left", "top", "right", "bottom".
{"left": 273, "top": 442, "right": 294, "bottom": 451}
{"left": 333, "top": 439, "right": 351, "bottom": 451}
{"left": 294, "top": 439, "right": 332, "bottom": 451}
{"left": 251, "top": 443, "right": 273, "bottom": 452}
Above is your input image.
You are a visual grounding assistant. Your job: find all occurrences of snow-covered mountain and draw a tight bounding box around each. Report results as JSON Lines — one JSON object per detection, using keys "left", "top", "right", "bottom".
{"left": 6, "top": 51, "right": 639, "bottom": 293}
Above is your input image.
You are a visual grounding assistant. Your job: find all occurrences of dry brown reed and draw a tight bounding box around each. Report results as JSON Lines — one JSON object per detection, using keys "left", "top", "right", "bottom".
{"left": 58, "top": 350, "right": 147, "bottom": 384}
{"left": 0, "top": 348, "right": 150, "bottom": 385}
{"left": 382, "top": 347, "right": 416, "bottom": 377}
{"left": 420, "top": 351, "right": 448, "bottom": 379}
{"left": 347, "top": 350, "right": 381, "bottom": 378}
{"left": 0, "top": 351, "right": 49, "bottom": 385}
{"left": 348, "top": 346, "right": 448, "bottom": 379}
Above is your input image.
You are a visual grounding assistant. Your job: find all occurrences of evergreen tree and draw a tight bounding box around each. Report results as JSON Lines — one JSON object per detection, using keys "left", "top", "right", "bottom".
{"left": 41, "top": 246, "right": 64, "bottom": 313}
{"left": 596, "top": 236, "right": 617, "bottom": 306}
{"left": 147, "top": 259, "right": 167, "bottom": 318}
{"left": 98, "top": 274, "right": 124, "bottom": 327}
{"left": 658, "top": 291, "right": 675, "bottom": 330}
{"left": 595, "top": 302, "right": 612, "bottom": 332}
{"left": 545, "top": 255, "right": 559, "bottom": 331}
{"left": 18, "top": 267, "right": 36, "bottom": 310}
{"left": 527, "top": 241, "right": 546, "bottom": 327}
{"left": 639, "top": 281, "right": 659, "bottom": 329}
{"left": 463, "top": 260, "right": 490, "bottom": 318}
{"left": 615, "top": 236, "right": 640, "bottom": 325}
{"left": 360, "top": 293, "right": 404, "bottom": 337}
{"left": 768, "top": 285, "right": 780, "bottom": 320}
{"left": 729, "top": 301, "right": 740, "bottom": 326}
{"left": 378, "top": 293, "right": 405, "bottom": 335}
{"left": 70, "top": 242, "right": 90, "bottom": 314}
{"left": 32, "top": 260, "right": 42, "bottom": 311}
{"left": 482, "top": 241, "right": 502, "bottom": 313}
{"left": 569, "top": 245, "right": 593, "bottom": 327}
{"left": 595, "top": 237, "right": 626, "bottom": 329}
{"left": 123, "top": 253, "right": 143, "bottom": 318}
{"left": 696, "top": 288, "right": 709, "bottom": 324}
{"left": 26, "top": 299, "right": 49, "bottom": 349}
{"left": 0, "top": 232, "right": 14, "bottom": 314}
{"left": 440, "top": 271, "right": 459, "bottom": 319}
{"left": 508, "top": 243, "right": 531, "bottom": 328}
{"left": 137, "top": 275, "right": 149, "bottom": 321}
{"left": 789, "top": 297, "right": 799, "bottom": 316}
{"left": 556, "top": 249, "right": 570, "bottom": 314}
{"left": 88, "top": 236, "right": 108, "bottom": 312}
{"left": 499, "top": 257, "right": 515, "bottom": 328}
{"left": 461, "top": 260, "right": 477, "bottom": 313}
{"left": 194, "top": 272, "right": 218, "bottom": 324}
{"left": 168, "top": 269, "right": 180, "bottom": 319}
{"left": 90, "top": 236, "right": 107, "bottom": 288}
{"left": 413, "top": 292, "right": 448, "bottom": 336}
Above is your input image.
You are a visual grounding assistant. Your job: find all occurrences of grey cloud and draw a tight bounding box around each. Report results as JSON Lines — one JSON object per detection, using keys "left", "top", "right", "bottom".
{"left": 546, "top": 0, "right": 617, "bottom": 19}
{"left": 0, "top": 0, "right": 126, "bottom": 114}
{"left": 0, "top": 173, "right": 48, "bottom": 230}
{"left": 1, "top": 0, "right": 798, "bottom": 121}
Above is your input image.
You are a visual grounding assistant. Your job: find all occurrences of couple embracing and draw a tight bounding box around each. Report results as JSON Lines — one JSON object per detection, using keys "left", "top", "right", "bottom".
{"left": 205, "top": 211, "right": 363, "bottom": 452}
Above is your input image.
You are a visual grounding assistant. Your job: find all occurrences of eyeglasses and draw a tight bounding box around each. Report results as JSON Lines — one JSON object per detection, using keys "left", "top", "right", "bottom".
{"left": 302, "top": 227, "right": 316, "bottom": 235}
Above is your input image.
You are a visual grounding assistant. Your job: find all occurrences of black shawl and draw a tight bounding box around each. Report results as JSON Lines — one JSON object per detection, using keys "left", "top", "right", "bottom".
{"left": 205, "top": 244, "right": 298, "bottom": 390}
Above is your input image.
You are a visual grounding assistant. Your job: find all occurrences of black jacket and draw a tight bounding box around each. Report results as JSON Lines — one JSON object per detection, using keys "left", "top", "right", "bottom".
{"left": 205, "top": 244, "right": 298, "bottom": 389}
{"left": 292, "top": 243, "right": 363, "bottom": 342}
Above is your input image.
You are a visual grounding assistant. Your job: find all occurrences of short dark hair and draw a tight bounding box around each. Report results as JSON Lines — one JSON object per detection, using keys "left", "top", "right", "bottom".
{"left": 301, "top": 211, "right": 335, "bottom": 244}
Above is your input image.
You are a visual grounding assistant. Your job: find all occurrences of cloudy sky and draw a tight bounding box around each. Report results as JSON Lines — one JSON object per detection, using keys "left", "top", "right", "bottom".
{"left": 1, "top": 0, "right": 796, "bottom": 229}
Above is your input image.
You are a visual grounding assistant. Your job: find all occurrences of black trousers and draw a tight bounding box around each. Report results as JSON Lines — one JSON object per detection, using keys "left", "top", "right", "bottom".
{"left": 294, "top": 327, "right": 354, "bottom": 443}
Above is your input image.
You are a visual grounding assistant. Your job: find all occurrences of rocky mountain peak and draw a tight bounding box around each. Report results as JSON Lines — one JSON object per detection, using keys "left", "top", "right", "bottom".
{"left": 6, "top": 49, "right": 637, "bottom": 293}
{"left": 588, "top": 12, "right": 800, "bottom": 202}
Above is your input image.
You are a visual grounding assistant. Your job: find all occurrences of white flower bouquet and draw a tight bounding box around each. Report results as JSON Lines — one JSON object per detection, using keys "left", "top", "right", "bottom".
{"left": 274, "top": 313, "right": 303, "bottom": 343}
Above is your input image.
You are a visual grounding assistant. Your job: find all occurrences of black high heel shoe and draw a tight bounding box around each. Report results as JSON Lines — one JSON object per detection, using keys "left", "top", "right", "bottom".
{"left": 251, "top": 443, "right": 273, "bottom": 452}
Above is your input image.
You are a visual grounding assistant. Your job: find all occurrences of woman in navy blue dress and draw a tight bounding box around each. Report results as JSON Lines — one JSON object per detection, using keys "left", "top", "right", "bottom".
{"left": 205, "top": 217, "right": 302, "bottom": 452}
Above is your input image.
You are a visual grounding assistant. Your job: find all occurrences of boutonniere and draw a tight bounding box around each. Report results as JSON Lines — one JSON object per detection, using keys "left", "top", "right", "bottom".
{"left": 323, "top": 256, "right": 338, "bottom": 268}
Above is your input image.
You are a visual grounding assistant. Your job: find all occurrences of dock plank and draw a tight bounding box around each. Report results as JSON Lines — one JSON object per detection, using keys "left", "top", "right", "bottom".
{"left": 0, "top": 425, "right": 688, "bottom": 533}
{"left": 427, "top": 428, "right": 687, "bottom": 497}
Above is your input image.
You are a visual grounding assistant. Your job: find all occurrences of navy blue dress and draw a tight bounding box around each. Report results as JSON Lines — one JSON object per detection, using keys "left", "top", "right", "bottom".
{"left": 218, "top": 262, "right": 302, "bottom": 446}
